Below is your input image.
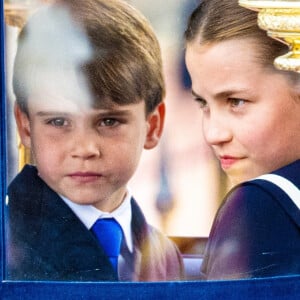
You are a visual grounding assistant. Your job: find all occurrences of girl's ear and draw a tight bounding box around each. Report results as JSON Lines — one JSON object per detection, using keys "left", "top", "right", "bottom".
{"left": 14, "top": 103, "right": 32, "bottom": 149}
{"left": 144, "top": 102, "right": 165, "bottom": 150}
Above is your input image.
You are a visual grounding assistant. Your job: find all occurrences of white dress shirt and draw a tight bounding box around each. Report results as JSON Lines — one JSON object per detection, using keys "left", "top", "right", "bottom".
{"left": 60, "top": 190, "right": 133, "bottom": 253}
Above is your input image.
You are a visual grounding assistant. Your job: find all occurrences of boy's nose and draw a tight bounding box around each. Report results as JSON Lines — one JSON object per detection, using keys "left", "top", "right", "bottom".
{"left": 71, "top": 131, "right": 101, "bottom": 159}
{"left": 203, "top": 116, "right": 232, "bottom": 146}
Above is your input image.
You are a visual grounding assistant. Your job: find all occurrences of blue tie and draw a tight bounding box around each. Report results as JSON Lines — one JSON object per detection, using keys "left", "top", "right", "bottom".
{"left": 91, "top": 218, "right": 123, "bottom": 273}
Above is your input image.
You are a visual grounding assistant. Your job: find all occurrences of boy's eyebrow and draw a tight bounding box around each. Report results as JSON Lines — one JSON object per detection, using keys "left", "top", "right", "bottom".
{"left": 95, "top": 109, "right": 134, "bottom": 116}
{"left": 36, "top": 111, "right": 70, "bottom": 117}
{"left": 35, "top": 109, "right": 134, "bottom": 117}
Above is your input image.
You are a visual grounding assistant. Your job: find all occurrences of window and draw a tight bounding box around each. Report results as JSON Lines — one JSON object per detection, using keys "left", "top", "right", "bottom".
{"left": 1, "top": 1, "right": 299, "bottom": 299}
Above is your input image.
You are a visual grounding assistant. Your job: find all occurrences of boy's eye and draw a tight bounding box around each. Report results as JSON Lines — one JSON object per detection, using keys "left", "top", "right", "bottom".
{"left": 47, "top": 118, "right": 68, "bottom": 127}
{"left": 100, "top": 118, "right": 119, "bottom": 127}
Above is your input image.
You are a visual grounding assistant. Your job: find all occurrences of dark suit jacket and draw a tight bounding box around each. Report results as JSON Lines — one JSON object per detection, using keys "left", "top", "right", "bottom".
{"left": 6, "top": 165, "right": 183, "bottom": 281}
{"left": 200, "top": 160, "right": 300, "bottom": 280}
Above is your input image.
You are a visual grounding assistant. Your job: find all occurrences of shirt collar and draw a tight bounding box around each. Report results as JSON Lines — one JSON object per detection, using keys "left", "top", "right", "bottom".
{"left": 60, "top": 190, "right": 133, "bottom": 252}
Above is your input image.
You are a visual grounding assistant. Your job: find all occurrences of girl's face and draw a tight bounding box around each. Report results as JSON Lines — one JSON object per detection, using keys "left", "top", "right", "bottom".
{"left": 185, "top": 38, "right": 300, "bottom": 185}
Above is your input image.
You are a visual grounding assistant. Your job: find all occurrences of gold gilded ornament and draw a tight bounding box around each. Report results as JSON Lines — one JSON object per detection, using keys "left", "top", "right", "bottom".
{"left": 239, "top": 0, "right": 300, "bottom": 73}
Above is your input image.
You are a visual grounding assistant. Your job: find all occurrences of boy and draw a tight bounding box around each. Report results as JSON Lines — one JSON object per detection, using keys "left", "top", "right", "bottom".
{"left": 6, "top": 0, "right": 183, "bottom": 281}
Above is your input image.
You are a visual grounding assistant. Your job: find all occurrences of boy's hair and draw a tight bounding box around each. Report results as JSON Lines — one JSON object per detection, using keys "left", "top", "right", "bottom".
{"left": 13, "top": 0, "right": 165, "bottom": 115}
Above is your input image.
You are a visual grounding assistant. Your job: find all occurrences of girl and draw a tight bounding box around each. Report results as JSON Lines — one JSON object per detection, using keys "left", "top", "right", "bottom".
{"left": 185, "top": 0, "right": 300, "bottom": 280}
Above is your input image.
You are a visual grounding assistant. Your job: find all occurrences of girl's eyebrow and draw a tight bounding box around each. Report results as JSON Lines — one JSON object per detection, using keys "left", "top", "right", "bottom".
{"left": 191, "top": 89, "right": 201, "bottom": 98}
{"left": 191, "top": 90, "right": 205, "bottom": 103}
{"left": 192, "top": 88, "right": 250, "bottom": 100}
{"left": 192, "top": 88, "right": 231, "bottom": 100}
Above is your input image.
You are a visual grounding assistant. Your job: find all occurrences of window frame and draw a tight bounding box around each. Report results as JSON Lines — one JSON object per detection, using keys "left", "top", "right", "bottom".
{"left": 0, "top": 2, "right": 300, "bottom": 299}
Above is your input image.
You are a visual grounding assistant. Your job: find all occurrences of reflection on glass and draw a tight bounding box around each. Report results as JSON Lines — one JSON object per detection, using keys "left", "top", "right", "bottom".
{"left": 4, "top": 0, "right": 43, "bottom": 173}
{"left": 4, "top": 0, "right": 190, "bottom": 282}
{"left": 4, "top": 0, "right": 224, "bottom": 283}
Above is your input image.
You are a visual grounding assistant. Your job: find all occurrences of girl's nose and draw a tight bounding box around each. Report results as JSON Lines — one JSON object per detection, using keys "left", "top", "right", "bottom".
{"left": 203, "top": 115, "right": 232, "bottom": 146}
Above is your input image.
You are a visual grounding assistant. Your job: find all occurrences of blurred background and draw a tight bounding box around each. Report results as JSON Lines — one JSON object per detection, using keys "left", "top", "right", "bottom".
{"left": 4, "top": 0, "right": 227, "bottom": 240}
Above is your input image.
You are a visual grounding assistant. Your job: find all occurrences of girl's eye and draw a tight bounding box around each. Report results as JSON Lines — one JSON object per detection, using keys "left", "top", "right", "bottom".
{"left": 229, "top": 98, "right": 246, "bottom": 107}
{"left": 100, "top": 118, "right": 119, "bottom": 127}
{"left": 194, "top": 97, "right": 208, "bottom": 110}
{"left": 47, "top": 118, "right": 68, "bottom": 127}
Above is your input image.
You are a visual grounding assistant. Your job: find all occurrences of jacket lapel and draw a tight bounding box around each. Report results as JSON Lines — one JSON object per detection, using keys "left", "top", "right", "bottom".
{"left": 8, "top": 165, "right": 117, "bottom": 281}
{"left": 37, "top": 182, "right": 118, "bottom": 280}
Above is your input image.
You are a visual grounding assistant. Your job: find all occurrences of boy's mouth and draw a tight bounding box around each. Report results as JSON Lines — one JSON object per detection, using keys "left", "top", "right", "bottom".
{"left": 68, "top": 172, "right": 103, "bottom": 183}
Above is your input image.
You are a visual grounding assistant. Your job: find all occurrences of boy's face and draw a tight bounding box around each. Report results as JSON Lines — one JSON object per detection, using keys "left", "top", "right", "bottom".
{"left": 15, "top": 94, "right": 165, "bottom": 212}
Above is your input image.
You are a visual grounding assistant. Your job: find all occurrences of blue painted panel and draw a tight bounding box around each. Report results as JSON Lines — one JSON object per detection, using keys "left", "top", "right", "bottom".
{"left": 0, "top": 0, "right": 7, "bottom": 286}
{"left": 0, "top": 276, "right": 300, "bottom": 300}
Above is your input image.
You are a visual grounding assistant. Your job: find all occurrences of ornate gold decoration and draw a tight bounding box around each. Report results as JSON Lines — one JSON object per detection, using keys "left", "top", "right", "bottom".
{"left": 239, "top": 0, "right": 300, "bottom": 72}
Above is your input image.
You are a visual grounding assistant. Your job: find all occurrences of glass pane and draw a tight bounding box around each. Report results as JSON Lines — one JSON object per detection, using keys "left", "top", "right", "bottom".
{"left": 2, "top": 0, "right": 300, "bottom": 290}
{"left": 3, "top": 0, "right": 224, "bottom": 282}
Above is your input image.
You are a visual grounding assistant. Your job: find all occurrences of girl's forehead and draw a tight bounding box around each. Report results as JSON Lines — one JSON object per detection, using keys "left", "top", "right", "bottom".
{"left": 186, "top": 41, "right": 261, "bottom": 90}
{"left": 186, "top": 39, "right": 299, "bottom": 104}
{"left": 187, "top": 38, "right": 260, "bottom": 66}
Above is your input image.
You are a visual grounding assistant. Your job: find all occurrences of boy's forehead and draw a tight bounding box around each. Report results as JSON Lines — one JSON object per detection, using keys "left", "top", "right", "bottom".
{"left": 28, "top": 93, "right": 88, "bottom": 112}
{"left": 27, "top": 90, "right": 142, "bottom": 113}
{"left": 27, "top": 70, "right": 94, "bottom": 110}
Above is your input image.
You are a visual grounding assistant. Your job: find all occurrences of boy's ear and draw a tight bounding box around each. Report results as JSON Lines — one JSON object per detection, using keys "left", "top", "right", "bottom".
{"left": 14, "top": 103, "right": 32, "bottom": 148}
{"left": 144, "top": 102, "right": 165, "bottom": 150}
